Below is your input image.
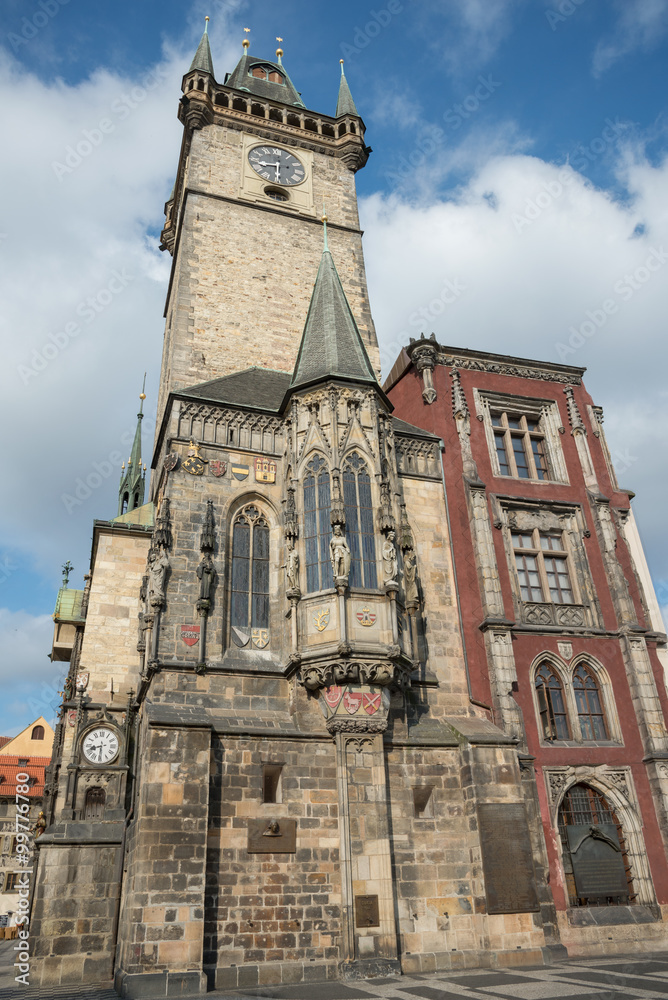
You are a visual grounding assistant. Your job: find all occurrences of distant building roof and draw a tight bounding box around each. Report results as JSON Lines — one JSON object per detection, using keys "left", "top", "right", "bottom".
{"left": 0, "top": 756, "right": 51, "bottom": 798}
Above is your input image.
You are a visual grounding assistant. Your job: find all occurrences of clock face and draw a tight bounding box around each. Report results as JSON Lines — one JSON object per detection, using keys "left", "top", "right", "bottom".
{"left": 82, "top": 728, "right": 119, "bottom": 765}
{"left": 248, "top": 146, "right": 305, "bottom": 187}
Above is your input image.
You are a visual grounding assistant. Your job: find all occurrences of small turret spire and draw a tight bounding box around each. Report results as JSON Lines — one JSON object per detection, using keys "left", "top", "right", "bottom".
{"left": 117, "top": 376, "right": 147, "bottom": 517}
{"left": 189, "top": 16, "right": 215, "bottom": 75}
{"left": 336, "top": 59, "right": 359, "bottom": 118}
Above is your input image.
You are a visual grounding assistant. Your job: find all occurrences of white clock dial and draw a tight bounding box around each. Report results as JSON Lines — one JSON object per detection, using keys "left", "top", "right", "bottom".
{"left": 248, "top": 145, "right": 305, "bottom": 186}
{"left": 82, "top": 727, "right": 119, "bottom": 765}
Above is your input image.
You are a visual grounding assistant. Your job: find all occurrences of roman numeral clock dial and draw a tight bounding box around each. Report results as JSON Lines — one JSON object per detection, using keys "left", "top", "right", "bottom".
{"left": 81, "top": 727, "right": 120, "bottom": 765}
{"left": 248, "top": 146, "right": 305, "bottom": 186}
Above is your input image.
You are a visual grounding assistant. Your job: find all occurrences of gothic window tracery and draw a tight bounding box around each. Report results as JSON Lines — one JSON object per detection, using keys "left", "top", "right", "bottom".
{"left": 304, "top": 456, "right": 333, "bottom": 593}
{"left": 230, "top": 505, "right": 270, "bottom": 632}
{"left": 573, "top": 664, "right": 608, "bottom": 741}
{"left": 342, "top": 453, "right": 377, "bottom": 589}
{"left": 535, "top": 662, "right": 570, "bottom": 740}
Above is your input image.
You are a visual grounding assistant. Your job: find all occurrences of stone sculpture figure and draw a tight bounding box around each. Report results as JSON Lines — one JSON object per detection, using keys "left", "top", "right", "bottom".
{"left": 382, "top": 529, "right": 398, "bottom": 584}
{"left": 286, "top": 545, "right": 300, "bottom": 591}
{"left": 34, "top": 811, "right": 47, "bottom": 839}
{"left": 148, "top": 547, "right": 170, "bottom": 607}
{"left": 404, "top": 548, "right": 419, "bottom": 604}
{"left": 196, "top": 552, "right": 216, "bottom": 602}
{"left": 330, "top": 524, "right": 351, "bottom": 581}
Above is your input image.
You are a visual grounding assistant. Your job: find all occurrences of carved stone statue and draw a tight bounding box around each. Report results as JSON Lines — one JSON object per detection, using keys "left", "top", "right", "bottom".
{"left": 329, "top": 524, "right": 351, "bottom": 581}
{"left": 196, "top": 552, "right": 216, "bottom": 602}
{"left": 262, "top": 820, "right": 281, "bottom": 837}
{"left": 286, "top": 546, "right": 300, "bottom": 591}
{"left": 148, "top": 548, "right": 170, "bottom": 608}
{"left": 62, "top": 676, "right": 74, "bottom": 702}
{"left": 404, "top": 548, "right": 419, "bottom": 604}
{"left": 382, "top": 530, "right": 398, "bottom": 584}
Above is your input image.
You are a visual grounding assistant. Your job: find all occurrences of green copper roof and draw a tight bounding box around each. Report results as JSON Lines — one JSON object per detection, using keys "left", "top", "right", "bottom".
{"left": 289, "top": 242, "right": 377, "bottom": 393}
{"left": 112, "top": 501, "right": 155, "bottom": 528}
{"left": 336, "top": 63, "right": 358, "bottom": 117}
{"left": 190, "top": 22, "right": 214, "bottom": 75}
{"left": 54, "top": 588, "right": 85, "bottom": 623}
{"left": 224, "top": 51, "right": 304, "bottom": 107}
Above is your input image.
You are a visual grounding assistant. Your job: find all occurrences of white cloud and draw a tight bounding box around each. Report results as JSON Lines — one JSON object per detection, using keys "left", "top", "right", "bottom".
{"left": 0, "top": 609, "right": 60, "bottom": 737}
{"left": 593, "top": 0, "right": 668, "bottom": 76}
{"left": 360, "top": 145, "right": 668, "bottom": 595}
{"left": 0, "top": 29, "right": 239, "bottom": 584}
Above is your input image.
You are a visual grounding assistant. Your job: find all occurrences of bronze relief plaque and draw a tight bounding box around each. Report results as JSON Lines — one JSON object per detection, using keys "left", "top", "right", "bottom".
{"left": 355, "top": 894, "right": 379, "bottom": 928}
{"left": 566, "top": 824, "right": 629, "bottom": 901}
{"left": 247, "top": 818, "right": 296, "bottom": 854}
{"left": 478, "top": 803, "right": 539, "bottom": 914}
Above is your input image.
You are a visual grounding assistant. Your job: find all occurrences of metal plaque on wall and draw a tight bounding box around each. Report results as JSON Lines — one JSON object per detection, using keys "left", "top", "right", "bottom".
{"left": 247, "top": 818, "right": 296, "bottom": 854}
{"left": 566, "top": 824, "right": 629, "bottom": 902}
{"left": 354, "top": 894, "right": 379, "bottom": 928}
{"left": 478, "top": 803, "right": 540, "bottom": 914}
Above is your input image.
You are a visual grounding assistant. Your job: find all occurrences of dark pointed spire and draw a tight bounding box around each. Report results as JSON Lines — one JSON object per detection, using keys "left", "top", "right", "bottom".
{"left": 117, "top": 377, "right": 147, "bottom": 517}
{"left": 190, "top": 16, "right": 214, "bottom": 75}
{"left": 336, "top": 60, "right": 358, "bottom": 118}
{"left": 288, "top": 217, "right": 377, "bottom": 395}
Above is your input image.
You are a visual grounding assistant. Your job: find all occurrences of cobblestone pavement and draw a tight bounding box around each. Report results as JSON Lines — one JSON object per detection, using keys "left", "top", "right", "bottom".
{"left": 2, "top": 953, "right": 668, "bottom": 1000}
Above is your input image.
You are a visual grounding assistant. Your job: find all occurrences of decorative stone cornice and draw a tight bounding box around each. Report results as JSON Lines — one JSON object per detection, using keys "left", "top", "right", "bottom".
{"left": 299, "top": 657, "right": 412, "bottom": 692}
{"left": 326, "top": 716, "right": 387, "bottom": 735}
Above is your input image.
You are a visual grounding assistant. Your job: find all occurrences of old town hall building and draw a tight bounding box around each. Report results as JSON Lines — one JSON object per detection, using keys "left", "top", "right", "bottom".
{"left": 31, "top": 21, "right": 668, "bottom": 997}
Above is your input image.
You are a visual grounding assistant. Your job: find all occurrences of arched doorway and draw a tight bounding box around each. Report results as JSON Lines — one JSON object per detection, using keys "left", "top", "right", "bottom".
{"left": 558, "top": 783, "right": 634, "bottom": 907}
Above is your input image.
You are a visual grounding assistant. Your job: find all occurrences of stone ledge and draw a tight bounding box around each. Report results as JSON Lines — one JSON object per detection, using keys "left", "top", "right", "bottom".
{"left": 567, "top": 904, "right": 662, "bottom": 927}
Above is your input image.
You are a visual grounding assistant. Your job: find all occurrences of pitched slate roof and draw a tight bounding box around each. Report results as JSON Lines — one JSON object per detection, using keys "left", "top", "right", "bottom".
{"left": 189, "top": 24, "right": 214, "bottom": 75}
{"left": 224, "top": 52, "right": 304, "bottom": 107}
{"left": 289, "top": 248, "right": 378, "bottom": 394}
{"left": 182, "top": 367, "right": 291, "bottom": 412}
{"left": 336, "top": 63, "right": 359, "bottom": 118}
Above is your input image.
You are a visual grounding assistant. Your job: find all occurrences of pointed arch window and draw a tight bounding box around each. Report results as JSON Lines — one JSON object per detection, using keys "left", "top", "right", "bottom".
{"left": 231, "top": 506, "right": 270, "bottom": 632}
{"left": 304, "top": 456, "right": 333, "bottom": 593}
{"left": 558, "top": 783, "right": 633, "bottom": 906}
{"left": 535, "top": 662, "right": 570, "bottom": 740}
{"left": 573, "top": 664, "right": 608, "bottom": 741}
{"left": 342, "top": 453, "right": 377, "bottom": 589}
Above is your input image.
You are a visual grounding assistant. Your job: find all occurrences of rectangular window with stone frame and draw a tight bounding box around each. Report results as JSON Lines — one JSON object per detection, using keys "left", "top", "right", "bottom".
{"left": 497, "top": 502, "right": 601, "bottom": 629}
{"left": 474, "top": 390, "right": 569, "bottom": 485}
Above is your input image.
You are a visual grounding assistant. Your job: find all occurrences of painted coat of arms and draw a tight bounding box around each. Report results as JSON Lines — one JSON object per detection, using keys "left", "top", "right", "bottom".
{"left": 180, "top": 625, "right": 200, "bottom": 647}
{"left": 343, "top": 692, "right": 363, "bottom": 714}
{"left": 362, "top": 692, "right": 381, "bottom": 715}
{"left": 356, "top": 607, "right": 377, "bottom": 627}
{"left": 313, "top": 607, "right": 330, "bottom": 632}
{"left": 210, "top": 460, "right": 227, "bottom": 478}
{"left": 324, "top": 686, "right": 343, "bottom": 710}
{"left": 252, "top": 628, "right": 269, "bottom": 649}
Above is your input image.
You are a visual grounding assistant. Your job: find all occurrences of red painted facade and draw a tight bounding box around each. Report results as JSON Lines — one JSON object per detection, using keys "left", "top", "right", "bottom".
{"left": 387, "top": 345, "right": 668, "bottom": 914}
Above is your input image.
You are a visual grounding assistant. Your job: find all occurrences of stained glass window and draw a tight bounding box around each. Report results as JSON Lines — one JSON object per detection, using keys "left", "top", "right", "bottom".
{"left": 304, "top": 457, "right": 333, "bottom": 593}
{"left": 231, "top": 506, "right": 270, "bottom": 630}
{"left": 342, "top": 454, "right": 377, "bottom": 589}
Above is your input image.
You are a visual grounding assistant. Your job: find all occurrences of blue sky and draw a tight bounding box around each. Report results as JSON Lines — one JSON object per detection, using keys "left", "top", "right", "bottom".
{"left": 1, "top": 0, "right": 667, "bottom": 735}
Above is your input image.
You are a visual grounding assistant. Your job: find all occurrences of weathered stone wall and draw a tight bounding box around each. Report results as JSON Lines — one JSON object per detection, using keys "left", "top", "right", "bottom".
{"left": 31, "top": 842, "right": 121, "bottom": 987}
{"left": 204, "top": 736, "right": 341, "bottom": 991}
{"left": 115, "top": 724, "right": 211, "bottom": 998}
{"left": 156, "top": 123, "right": 379, "bottom": 434}
{"left": 401, "top": 476, "right": 471, "bottom": 715}
{"left": 78, "top": 526, "right": 151, "bottom": 704}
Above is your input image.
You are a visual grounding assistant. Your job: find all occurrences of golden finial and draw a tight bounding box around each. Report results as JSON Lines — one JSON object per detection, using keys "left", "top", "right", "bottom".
{"left": 204, "top": 15, "right": 209, "bottom": 32}
{"left": 276, "top": 36, "right": 284, "bottom": 60}
{"left": 243, "top": 27, "right": 250, "bottom": 51}
{"left": 140, "top": 392, "right": 146, "bottom": 400}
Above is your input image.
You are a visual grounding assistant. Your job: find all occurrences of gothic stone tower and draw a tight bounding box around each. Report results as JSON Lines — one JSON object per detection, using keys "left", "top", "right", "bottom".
{"left": 31, "top": 26, "right": 565, "bottom": 995}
